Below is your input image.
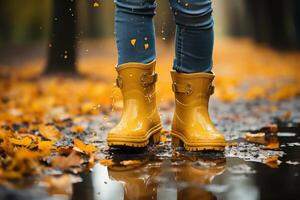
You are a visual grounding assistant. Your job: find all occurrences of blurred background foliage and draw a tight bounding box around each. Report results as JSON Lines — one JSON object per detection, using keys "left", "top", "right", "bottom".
{"left": 0, "top": 0, "right": 299, "bottom": 74}
{"left": 0, "top": 0, "right": 299, "bottom": 48}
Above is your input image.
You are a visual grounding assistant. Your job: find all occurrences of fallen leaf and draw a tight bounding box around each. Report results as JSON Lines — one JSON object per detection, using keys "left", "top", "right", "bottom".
{"left": 9, "top": 137, "right": 32, "bottom": 147}
{"left": 120, "top": 160, "right": 142, "bottom": 166}
{"left": 244, "top": 132, "right": 266, "bottom": 144}
{"left": 73, "top": 138, "right": 96, "bottom": 155}
{"left": 39, "top": 125, "right": 63, "bottom": 141}
{"left": 42, "top": 175, "right": 82, "bottom": 196}
{"left": 71, "top": 125, "right": 84, "bottom": 133}
{"left": 264, "top": 156, "right": 280, "bottom": 168}
{"left": 99, "top": 159, "right": 115, "bottom": 167}
{"left": 38, "top": 141, "right": 56, "bottom": 153}
{"left": 264, "top": 141, "right": 280, "bottom": 150}
{"left": 58, "top": 146, "right": 73, "bottom": 156}
{"left": 51, "top": 151, "right": 83, "bottom": 170}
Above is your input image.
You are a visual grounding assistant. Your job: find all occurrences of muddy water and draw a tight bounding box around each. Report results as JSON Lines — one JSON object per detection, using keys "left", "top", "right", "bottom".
{"left": 71, "top": 124, "right": 300, "bottom": 200}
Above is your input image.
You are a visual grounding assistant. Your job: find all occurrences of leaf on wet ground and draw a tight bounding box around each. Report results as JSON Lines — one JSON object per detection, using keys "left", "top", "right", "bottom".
{"left": 264, "top": 156, "right": 281, "bottom": 168}
{"left": 51, "top": 151, "right": 83, "bottom": 170}
{"left": 39, "top": 125, "right": 63, "bottom": 141}
{"left": 244, "top": 132, "right": 266, "bottom": 144}
{"left": 41, "top": 174, "right": 82, "bottom": 197}
{"left": 99, "top": 159, "right": 115, "bottom": 167}
{"left": 73, "top": 138, "right": 96, "bottom": 155}
{"left": 120, "top": 160, "right": 142, "bottom": 166}
{"left": 9, "top": 137, "right": 32, "bottom": 147}
{"left": 263, "top": 141, "right": 280, "bottom": 150}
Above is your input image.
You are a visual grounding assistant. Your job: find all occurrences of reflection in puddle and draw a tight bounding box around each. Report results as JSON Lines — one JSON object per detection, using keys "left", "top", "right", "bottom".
{"left": 87, "top": 150, "right": 228, "bottom": 200}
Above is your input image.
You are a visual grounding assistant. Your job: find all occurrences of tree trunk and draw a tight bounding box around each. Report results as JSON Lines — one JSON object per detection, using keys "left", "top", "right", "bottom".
{"left": 45, "top": 0, "right": 77, "bottom": 74}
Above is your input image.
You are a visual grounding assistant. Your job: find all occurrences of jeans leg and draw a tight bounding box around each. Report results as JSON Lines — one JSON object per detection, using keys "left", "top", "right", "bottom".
{"left": 169, "top": 0, "right": 214, "bottom": 73}
{"left": 115, "top": 0, "right": 156, "bottom": 65}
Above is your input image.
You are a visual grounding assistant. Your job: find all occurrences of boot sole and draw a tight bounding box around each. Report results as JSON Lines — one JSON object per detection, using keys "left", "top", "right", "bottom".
{"left": 171, "top": 132, "right": 226, "bottom": 151}
{"left": 107, "top": 124, "right": 162, "bottom": 148}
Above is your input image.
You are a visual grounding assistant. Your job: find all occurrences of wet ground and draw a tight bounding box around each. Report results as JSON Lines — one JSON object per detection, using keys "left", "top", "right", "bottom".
{"left": 0, "top": 98, "right": 300, "bottom": 200}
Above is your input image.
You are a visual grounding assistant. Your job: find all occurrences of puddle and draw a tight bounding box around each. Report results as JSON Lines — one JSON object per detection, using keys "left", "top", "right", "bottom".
{"left": 1, "top": 117, "right": 300, "bottom": 200}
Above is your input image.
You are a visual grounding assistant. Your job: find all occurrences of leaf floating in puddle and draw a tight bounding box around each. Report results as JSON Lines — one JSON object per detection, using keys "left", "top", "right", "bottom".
{"left": 264, "top": 156, "right": 281, "bottom": 168}
{"left": 120, "top": 160, "right": 142, "bottom": 166}
{"left": 99, "top": 159, "right": 115, "bottom": 167}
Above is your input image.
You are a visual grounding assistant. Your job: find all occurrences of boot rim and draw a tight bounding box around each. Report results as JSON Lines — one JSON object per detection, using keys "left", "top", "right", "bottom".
{"left": 116, "top": 60, "right": 156, "bottom": 72}
{"left": 170, "top": 70, "right": 215, "bottom": 80}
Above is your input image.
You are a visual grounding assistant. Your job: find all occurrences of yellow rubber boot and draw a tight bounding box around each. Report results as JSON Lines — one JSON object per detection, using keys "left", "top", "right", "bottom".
{"left": 107, "top": 60, "right": 162, "bottom": 148}
{"left": 171, "top": 71, "right": 226, "bottom": 151}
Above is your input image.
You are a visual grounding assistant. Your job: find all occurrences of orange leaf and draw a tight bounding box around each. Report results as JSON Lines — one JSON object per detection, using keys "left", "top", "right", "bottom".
{"left": 9, "top": 137, "right": 32, "bottom": 147}
{"left": 51, "top": 151, "right": 83, "bottom": 170}
{"left": 39, "top": 125, "right": 63, "bottom": 141}
{"left": 73, "top": 139, "right": 96, "bottom": 155}
{"left": 99, "top": 159, "right": 115, "bottom": 167}
{"left": 120, "top": 160, "right": 142, "bottom": 166}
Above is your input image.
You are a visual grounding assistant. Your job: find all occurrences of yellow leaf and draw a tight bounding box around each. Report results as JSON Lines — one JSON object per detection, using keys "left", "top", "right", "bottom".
{"left": 15, "top": 148, "right": 42, "bottom": 161}
{"left": 9, "top": 137, "right": 32, "bottom": 147}
{"left": 39, "top": 125, "right": 63, "bottom": 141}
{"left": 38, "top": 141, "right": 56, "bottom": 152}
{"left": 120, "top": 160, "right": 142, "bottom": 166}
{"left": 99, "top": 159, "right": 115, "bottom": 167}
{"left": 71, "top": 125, "right": 84, "bottom": 133}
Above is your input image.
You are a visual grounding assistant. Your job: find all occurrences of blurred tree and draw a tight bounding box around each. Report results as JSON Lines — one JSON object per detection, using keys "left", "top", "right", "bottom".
{"left": 225, "top": 0, "right": 300, "bottom": 50}
{"left": 86, "top": 0, "right": 102, "bottom": 38}
{"left": 155, "top": 0, "right": 175, "bottom": 42}
{"left": 0, "top": 0, "right": 51, "bottom": 44}
{"left": 45, "top": 0, "right": 78, "bottom": 74}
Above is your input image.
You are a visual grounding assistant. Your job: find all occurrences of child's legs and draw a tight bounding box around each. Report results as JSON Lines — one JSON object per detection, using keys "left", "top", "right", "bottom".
{"left": 169, "top": 0, "right": 214, "bottom": 73}
{"left": 115, "top": 0, "right": 156, "bottom": 65}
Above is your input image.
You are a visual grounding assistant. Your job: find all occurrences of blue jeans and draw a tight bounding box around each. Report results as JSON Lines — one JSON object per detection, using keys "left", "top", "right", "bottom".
{"left": 115, "top": 0, "right": 214, "bottom": 73}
